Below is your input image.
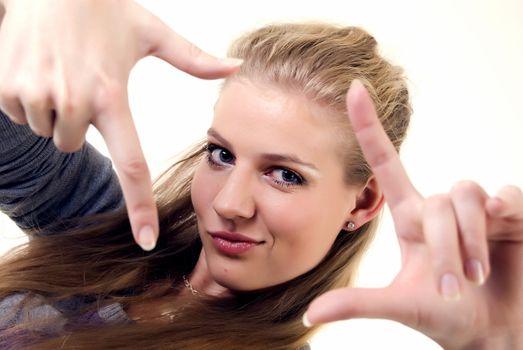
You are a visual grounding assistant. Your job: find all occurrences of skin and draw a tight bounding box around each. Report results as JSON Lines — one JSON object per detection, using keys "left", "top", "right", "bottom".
{"left": 305, "top": 80, "right": 523, "bottom": 350}
{"left": 189, "top": 79, "right": 383, "bottom": 293}
{"left": 0, "top": 0, "right": 242, "bottom": 252}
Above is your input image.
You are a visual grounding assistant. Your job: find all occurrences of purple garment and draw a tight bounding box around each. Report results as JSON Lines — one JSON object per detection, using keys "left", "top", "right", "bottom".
{"left": 0, "top": 293, "right": 131, "bottom": 349}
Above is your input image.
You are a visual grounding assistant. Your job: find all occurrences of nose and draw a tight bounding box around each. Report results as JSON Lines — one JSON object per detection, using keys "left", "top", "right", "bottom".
{"left": 213, "top": 168, "right": 256, "bottom": 221}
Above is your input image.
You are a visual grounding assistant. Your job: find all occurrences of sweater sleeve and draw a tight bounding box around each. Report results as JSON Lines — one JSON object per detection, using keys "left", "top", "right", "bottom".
{"left": 0, "top": 110, "right": 124, "bottom": 233}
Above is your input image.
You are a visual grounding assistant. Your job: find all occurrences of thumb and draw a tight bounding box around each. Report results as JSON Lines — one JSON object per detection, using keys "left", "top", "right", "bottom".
{"left": 137, "top": 10, "right": 242, "bottom": 79}
{"left": 304, "top": 287, "right": 407, "bottom": 327}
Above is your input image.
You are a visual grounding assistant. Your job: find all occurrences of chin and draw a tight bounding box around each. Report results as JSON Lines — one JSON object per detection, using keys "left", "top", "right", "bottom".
{"left": 209, "top": 268, "right": 268, "bottom": 292}
{"left": 212, "top": 272, "right": 254, "bottom": 291}
{"left": 217, "top": 273, "right": 291, "bottom": 294}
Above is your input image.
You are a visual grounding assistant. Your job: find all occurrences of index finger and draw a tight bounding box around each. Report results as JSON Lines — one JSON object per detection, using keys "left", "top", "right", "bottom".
{"left": 94, "top": 96, "right": 158, "bottom": 252}
{"left": 347, "top": 79, "right": 418, "bottom": 209}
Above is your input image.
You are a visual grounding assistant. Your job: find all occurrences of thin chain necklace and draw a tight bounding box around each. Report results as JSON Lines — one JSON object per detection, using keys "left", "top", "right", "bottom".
{"left": 155, "top": 276, "right": 198, "bottom": 322}
{"left": 182, "top": 275, "right": 200, "bottom": 296}
{"left": 131, "top": 275, "right": 199, "bottom": 323}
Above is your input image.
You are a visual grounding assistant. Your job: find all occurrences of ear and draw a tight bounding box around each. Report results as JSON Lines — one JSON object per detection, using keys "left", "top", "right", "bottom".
{"left": 344, "top": 176, "right": 384, "bottom": 232}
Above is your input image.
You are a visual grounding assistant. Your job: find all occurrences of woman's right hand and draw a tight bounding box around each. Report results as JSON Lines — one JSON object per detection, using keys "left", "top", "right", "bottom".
{"left": 0, "top": 0, "right": 241, "bottom": 251}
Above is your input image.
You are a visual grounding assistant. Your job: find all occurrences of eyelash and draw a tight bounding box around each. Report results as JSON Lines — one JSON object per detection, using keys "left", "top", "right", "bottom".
{"left": 205, "top": 143, "right": 306, "bottom": 188}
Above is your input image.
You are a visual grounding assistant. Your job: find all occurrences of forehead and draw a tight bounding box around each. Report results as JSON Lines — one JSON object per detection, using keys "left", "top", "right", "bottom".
{"left": 212, "top": 80, "right": 347, "bottom": 173}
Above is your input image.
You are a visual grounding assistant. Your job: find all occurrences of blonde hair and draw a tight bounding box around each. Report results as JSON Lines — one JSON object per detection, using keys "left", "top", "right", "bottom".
{"left": 227, "top": 23, "right": 411, "bottom": 183}
{"left": 0, "top": 23, "right": 411, "bottom": 349}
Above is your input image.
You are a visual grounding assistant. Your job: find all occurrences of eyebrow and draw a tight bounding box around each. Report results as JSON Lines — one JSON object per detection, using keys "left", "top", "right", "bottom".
{"left": 207, "top": 128, "right": 320, "bottom": 173}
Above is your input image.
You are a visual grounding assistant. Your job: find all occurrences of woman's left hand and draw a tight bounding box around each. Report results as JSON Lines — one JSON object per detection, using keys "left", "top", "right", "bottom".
{"left": 304, "top": 80, "right": 523, "bottom": 350}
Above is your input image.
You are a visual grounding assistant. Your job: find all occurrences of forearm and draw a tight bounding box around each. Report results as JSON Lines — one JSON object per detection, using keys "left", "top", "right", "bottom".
{"left": 0, "top": 110, "right": 124, "bottom": 232}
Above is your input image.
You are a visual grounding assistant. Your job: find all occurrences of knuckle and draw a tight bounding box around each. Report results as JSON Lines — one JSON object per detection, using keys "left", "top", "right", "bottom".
{"left": 31, "top": 126, "right": 53, "bottom": 138}
{"left": 24, "top": 91, "right": 48, "bottom": 110}
{"left": 462, "top": 238, "right": 483, "bottom": 255}
{"left": 128, "top": 202, "right": 156, "bottom": 222}
{"left": 433, "top": 254, "right": 462, "bottom": 280}
{"left": 188, "top": 43, "right": 204, "bottom": 61}
{"left": 369, "top": 150, "right": 392, "bottom": 169}
{"left": 57, "top": 99, "right": 76, "bottom": 117}
{"left": 424, "top": 194, "right": 451, "bottom": 212}
{"left": 95, "top": 80, "right": 124, "bottom": 112}
{"left": 450, "top": 180, "right": 481, "bottom": 198}
{"left": 501, "top": 185, "right": 523, "bottom": 198}
{"left": 0, "top": 91, "right": 26, "bottom": 123}
{"left": 53, "top": 137, "right": 83, "bottom": 153}
{"left": 119, "top": 157, "right": 149, "bottom": 181}
{"left": 182, "top": 43, "right": 206, "bottom": 74}
{"left": 0, "top": 89, "right": 18, "bottom": 108}
{"left": 0, "top": 87, "right": 17, "bottom": 103}
{"left": 5, "top": 114, "right": 27, "bottom": 125}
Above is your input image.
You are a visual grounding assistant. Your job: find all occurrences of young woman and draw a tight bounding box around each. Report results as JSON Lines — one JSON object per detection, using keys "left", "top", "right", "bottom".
{"left": 1, "top": 2, "right": 522, "bottom": 350}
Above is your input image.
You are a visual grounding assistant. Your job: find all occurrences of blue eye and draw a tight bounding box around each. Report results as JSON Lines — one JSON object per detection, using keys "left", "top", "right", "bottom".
{"left": 205, "top": 143, "right": 305, "bottom": 189}
{"left": 269, "top": 168, "right": 305, "bottom": 187}
{"left": 206, "top": 143, "right": 234, "bottom": 167}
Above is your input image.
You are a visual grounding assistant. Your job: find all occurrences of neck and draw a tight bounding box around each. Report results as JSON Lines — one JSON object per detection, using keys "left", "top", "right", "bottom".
{"left": 187, "top": 249, "right": 231, "bottom": 297}
{"left": 127, "top": 249, "right": 231, "bottom": 323}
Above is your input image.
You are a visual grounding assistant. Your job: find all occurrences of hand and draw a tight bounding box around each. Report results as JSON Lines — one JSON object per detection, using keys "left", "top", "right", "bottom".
{"left": 304, "top": 80, "right": 523, "bottom": 350}
{"left": 0, "top": 0, "right": 241, "bottom": 251}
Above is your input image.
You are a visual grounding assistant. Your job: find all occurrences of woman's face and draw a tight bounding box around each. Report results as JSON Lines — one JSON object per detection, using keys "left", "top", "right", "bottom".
{"left": 191, "top": 80, "right": 362, "bottom": 290}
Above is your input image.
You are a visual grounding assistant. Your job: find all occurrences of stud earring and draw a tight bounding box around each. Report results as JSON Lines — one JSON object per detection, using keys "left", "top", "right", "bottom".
{"left": 346, "top": 221, "right": 356, "bottom": 231}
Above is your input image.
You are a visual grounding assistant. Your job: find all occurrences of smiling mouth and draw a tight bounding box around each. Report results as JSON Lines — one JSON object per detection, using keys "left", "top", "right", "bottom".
{"left": 209, "top": 231, "right": 263, "bottom": 244}
{"left": 208, "top": 231, "right": 264, "bottom": 255}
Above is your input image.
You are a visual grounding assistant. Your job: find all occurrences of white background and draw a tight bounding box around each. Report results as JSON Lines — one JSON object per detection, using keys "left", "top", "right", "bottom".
{"left": 1, "top": 0, "right": 522, "bottom": 348}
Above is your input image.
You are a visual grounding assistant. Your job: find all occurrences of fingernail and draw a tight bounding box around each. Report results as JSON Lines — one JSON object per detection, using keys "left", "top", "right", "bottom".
{"left": 350, "top": 78, "right": 364, "bottom": 90}
{"left": 221, "top": 57, "right": 244, "bottom": 67}
{"left": 440, "top": 273, "right": 461, "bottom": 301}
{"left": 466, "top": 259, "right": 485, "bottom": 285}
{"left": 302, "top": 312, "right": 312, "bottom": 328}
{"left": 139, "top": 226, "right": 156, "bottom": 251}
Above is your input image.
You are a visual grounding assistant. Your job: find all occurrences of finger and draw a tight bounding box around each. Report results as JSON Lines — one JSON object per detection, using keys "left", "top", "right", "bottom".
{"left": 346, "top": 79, "right": 418, "bottom": 210}
{"left": 94, "top": 93, "right": 158, "bottom": 252}
{"left": 23, "top": 92, "right": 55, "bottom": 137}
{"left": 423, "top": 194, "right": 463, "bottom": 301}
{"left": 0, "top": 92, "right": 27, "bottom": 124}
{"left": 52, "top": 99, "right": 90, "bottom": 153}
{"left": 486, "top": 185, "right": 523, "bottom": 220}
{"left": 450, "top": 181, "right": 489, "bottom": 285}
{"left": 137, "top": 10, "right": 242, "bottom": 79}
{"left": 303, "top": 287, "right": 409, "bottom": 327}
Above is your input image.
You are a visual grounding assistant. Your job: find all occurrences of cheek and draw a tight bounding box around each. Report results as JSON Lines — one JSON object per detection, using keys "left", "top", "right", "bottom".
{"left": 263, "top": 192, "right": 339, "bottom": 262}
{"left": 265, "top": 198, "right": 316, "bottom": 236}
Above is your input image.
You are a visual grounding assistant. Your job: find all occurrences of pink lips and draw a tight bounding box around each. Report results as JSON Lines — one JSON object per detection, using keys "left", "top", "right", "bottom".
{"left": 209, "top": 231, "right": 263, "bottom": 255}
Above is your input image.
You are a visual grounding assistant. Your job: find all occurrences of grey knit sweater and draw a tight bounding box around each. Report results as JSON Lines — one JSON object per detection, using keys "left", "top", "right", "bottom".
{"left": 0, "top": 110, "right": 130, "bottom": 347}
